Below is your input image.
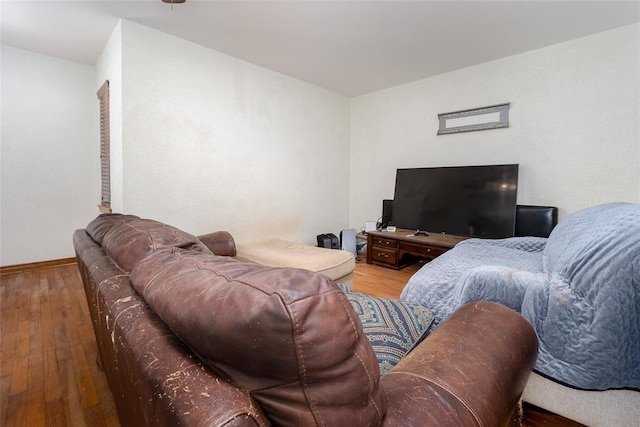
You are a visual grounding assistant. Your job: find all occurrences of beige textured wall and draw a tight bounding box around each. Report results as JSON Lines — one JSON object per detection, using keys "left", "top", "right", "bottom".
{"left": 350, "top": 24, "right": 640, "bottom": 229}
{"left": 118, "top": 21, "right": 351, "bottom": 245}
{"left": 0, "top": 46, "right": 98, "bottom": 265}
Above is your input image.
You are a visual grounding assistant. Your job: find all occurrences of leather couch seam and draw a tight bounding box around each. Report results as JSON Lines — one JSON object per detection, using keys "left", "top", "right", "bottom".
{"left": 283, "top": 294, "right": 326, "bottom": 427}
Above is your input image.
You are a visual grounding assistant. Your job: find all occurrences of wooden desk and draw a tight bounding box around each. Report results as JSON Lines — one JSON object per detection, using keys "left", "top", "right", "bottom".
{"left": 366, "top": 228, "right": 468, "bottom": 269}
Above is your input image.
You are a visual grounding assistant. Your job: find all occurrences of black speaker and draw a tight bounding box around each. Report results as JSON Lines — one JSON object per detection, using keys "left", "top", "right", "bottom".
{"left": 317, "top": 233, "right": 339, "bottom": 249}
{"left": 317, "top": 234, "right": 332, "bottom": 248}
{"left": 381, "top": 199, "right": 393, "bottom": 229}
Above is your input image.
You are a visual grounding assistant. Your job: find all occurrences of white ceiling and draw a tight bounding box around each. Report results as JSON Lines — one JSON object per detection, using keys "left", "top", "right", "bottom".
{"left": 2, "top": 0, "right": 639, "bottom": 96}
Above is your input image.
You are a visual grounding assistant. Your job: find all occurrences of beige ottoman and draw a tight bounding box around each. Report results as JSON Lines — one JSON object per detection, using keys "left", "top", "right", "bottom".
{"left": 236, "top": 238, "right": 355, "bottom": 288}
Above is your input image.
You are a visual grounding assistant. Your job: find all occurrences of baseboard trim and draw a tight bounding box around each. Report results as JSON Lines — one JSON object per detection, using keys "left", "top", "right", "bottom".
{"left": 0, "top": 257, "right": 77, "bottom": 275}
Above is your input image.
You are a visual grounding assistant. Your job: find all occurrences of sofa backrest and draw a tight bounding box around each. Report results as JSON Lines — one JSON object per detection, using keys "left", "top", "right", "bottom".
{"left": 542, "top": 202, "right": 639, "bottom": 281}
{"left": 85, "top": 213, "right": 141, "bottom": 244}
{"left": 74, "top": 228, "right": 270, "bottom": 426}
{"left": 87, "top": 214, "right": 212, "bottom": 272}
{"left": 536, "top": 204, "right": 640, "bottom": 389}
{"left": 130, "top": 249, "right": 387, "bottom": 426}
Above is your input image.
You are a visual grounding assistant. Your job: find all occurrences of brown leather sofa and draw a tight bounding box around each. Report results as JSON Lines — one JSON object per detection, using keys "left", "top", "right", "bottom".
{"left": 73, "top": 214, "right": 538, "bottom": 426}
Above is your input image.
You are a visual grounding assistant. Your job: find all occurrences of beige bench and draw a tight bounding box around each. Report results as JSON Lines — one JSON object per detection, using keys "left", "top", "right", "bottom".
{"left": 236, "top": 238, "right": 355, "bottom": 288}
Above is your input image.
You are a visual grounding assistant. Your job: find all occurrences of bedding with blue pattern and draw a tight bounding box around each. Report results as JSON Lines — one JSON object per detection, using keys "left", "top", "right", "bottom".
{"left": 401, "top": 202, "right": 640, "bottom": 391}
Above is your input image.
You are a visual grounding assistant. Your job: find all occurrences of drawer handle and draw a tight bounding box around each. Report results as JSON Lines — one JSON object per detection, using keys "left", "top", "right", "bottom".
{"left": 377, "top": 253, "right": 389, "bottom": 258}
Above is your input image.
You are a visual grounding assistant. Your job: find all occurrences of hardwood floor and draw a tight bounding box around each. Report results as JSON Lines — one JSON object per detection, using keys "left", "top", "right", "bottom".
{"left": 1, "top": 265, "right": 119, "bottom": 427}
{"left": 352, "top": 258, "right": 423, "bottom": 298}
{"left": 1, "top": 260, "right": 582, "bottom": 426}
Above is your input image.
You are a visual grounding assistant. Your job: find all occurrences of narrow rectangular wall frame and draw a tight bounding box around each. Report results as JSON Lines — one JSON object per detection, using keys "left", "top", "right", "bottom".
{"left": 438, "top": 103, "right": 510, "bottom": 135}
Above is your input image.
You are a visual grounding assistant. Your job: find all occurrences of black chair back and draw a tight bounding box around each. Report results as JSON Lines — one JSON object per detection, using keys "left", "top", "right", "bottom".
{"left": 515, "top": 205, "right": 558, "bottom": 238}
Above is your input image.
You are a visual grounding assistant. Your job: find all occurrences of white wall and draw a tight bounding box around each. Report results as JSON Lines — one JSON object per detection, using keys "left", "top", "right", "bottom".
{"left": 350, "top": 24, "right": 640, "bottom": 228}
{"left": 119, "top": 21, "right": 351, "bottom": 244}
{"left": 0, "top": 46, "right": 98, "bottom": 265}
{"left": 3, "top": 22, "right": 638, "bottom": 265}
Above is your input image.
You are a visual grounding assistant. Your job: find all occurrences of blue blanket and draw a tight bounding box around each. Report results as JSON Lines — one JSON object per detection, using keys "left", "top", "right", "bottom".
{"left": 401, "top": 202, "right": 640, "bottom": 391}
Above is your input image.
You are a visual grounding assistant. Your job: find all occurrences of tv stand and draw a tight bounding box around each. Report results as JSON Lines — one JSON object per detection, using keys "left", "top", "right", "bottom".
{"left": 366, "top": 228, "right": 468, "bottom": 269}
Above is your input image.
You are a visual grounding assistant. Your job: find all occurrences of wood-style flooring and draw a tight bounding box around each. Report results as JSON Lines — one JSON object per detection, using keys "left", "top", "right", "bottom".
{"left": 1, "top": 265, "right": 119, "bottom": 426}
{"left": 0, "top": 259, "right": 583, "bottom": 426}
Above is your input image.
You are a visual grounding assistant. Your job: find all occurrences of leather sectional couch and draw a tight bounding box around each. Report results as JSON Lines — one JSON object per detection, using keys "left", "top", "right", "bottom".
{"left": 74, "top": 213, "right": 538, "bottom": 426}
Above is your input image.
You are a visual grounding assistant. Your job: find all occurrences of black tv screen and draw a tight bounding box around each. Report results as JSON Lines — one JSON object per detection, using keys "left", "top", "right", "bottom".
{"left": 391, "top": 164, "right": 519, "bottom": 238}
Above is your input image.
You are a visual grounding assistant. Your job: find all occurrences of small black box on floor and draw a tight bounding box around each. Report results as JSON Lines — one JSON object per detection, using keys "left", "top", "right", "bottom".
{"left": 317, "top": 233, "right": 340, "bottom": 249}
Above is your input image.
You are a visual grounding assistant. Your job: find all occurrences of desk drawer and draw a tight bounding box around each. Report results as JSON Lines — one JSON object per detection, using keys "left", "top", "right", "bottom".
{"left": 370, "top": 247, "right": 398, "bottom": 266}
{"left": 372, "top": 237, "right": 397, "bottom": 248}
{"left": 399, "top": 242, "right": 447, "bottom": 259}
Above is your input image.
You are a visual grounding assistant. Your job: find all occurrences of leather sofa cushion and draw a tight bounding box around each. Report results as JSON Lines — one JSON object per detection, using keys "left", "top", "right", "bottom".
{"left": 101, "top": 218, "right": 211, "bottom": 272}
{"left": 198, "top": 230, "right": 237, "bottom": 257}
{"left": 86, "top": 213, "right": 140, "bottom": 245}
{"left": 130, "top": 249, "right": 387, "bottom": 426}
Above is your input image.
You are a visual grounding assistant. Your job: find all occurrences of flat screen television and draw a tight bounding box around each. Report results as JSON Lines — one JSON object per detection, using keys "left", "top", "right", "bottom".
{"left": 391, "top": 164, "right": 519, "bottom": 238}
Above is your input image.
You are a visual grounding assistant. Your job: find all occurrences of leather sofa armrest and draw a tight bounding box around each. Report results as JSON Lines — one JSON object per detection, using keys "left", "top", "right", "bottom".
{"left": 198, "top": 231, "right": 236, "bottom": 257}
{"left": 381, "top": 301, "right": 538, "bottom": 426}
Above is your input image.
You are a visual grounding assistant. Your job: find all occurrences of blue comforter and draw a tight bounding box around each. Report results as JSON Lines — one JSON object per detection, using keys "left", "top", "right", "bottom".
{"left": 401, "top": 202, "right": 640, "bottom": 391}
